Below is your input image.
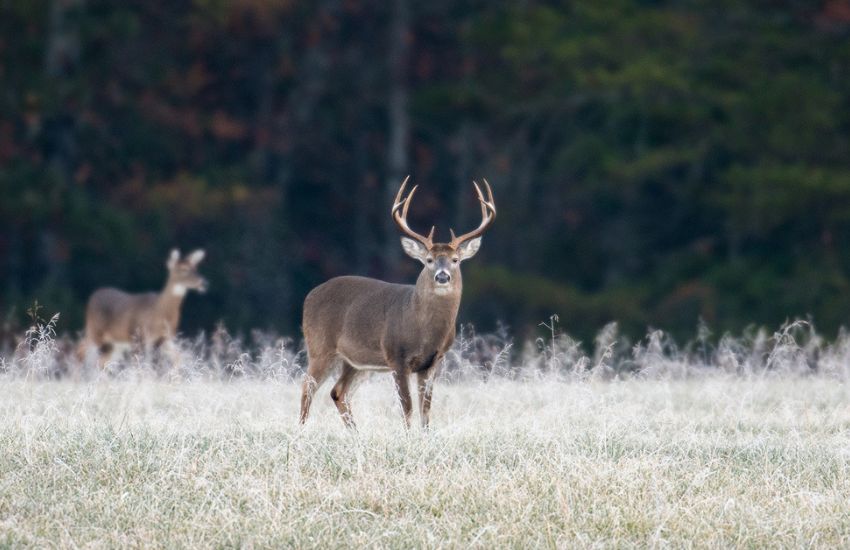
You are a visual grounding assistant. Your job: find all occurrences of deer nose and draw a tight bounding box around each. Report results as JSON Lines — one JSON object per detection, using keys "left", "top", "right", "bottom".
{"left": 435, "top": 271, "right": 451, "bottom": 284}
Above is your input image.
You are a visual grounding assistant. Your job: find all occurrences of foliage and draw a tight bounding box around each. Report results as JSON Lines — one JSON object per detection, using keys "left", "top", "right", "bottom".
{"left": 1, "top": 1, "right": 849, "bottom": 340}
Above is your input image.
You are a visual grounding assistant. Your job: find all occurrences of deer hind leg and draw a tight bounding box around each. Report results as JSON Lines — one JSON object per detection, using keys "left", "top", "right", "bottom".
{"left": 299, "top": 352, "right": 335, "bottom": 424}
{"left": 76, "top": 338, "right": 95, "bottom": 366}
{"left": 74, "top": 339, "right": 100, "bottom": 379}
{"left": 77, "top": 329, "right": 109, "bottom": 370}
{"left": 75, "top": 340, "right": 87, "bottom": 364}
{"left": 330, "top": 362, "right": 362, "bottom": 429}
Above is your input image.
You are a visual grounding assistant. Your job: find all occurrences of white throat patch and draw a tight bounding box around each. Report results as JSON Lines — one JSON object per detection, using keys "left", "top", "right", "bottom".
{"left": 172, "top": 284, "right": 187, "bottom": 297}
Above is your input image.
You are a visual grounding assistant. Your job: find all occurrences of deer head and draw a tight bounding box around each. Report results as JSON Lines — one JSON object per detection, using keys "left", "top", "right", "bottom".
{"left": 392, "top": 177, "right": 496, "bottom": 295}
{"left": 165, "top": 249, "right": 208, "bottom": 296}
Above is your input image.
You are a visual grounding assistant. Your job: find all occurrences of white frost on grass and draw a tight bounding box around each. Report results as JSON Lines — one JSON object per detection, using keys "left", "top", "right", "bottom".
{"left": 1, "top": 318, "right": 849, "bottom": 546}
{"left": 0, "top": 376, "right": 849, "bottom": 547}
{"left": 3, "top": 318, "right": 848, "bottom": 381}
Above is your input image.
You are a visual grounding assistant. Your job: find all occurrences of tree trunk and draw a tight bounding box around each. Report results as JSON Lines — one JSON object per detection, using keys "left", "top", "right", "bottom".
{"left": 384, "top": 0, "right": 410, "bottom": 276}
{"left": 454, "top": 120, "right": 475, "bottom": 237}
{"left": 42, "top": 0, "right": 84, "bottom": 293}
{"left": 45, "top": 0, "right": 82, "bottom": 185}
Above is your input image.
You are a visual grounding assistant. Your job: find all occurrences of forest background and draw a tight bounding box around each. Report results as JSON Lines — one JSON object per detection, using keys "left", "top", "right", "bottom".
{"left": 2, "top": 0, "right": 850, "bottom": 343}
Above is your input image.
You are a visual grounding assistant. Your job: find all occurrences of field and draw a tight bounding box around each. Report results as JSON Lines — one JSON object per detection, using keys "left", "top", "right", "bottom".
{"left": 1, "top": 320, "right": 850, "bottom": 548}
{"left": 1, "top": 374, "right": 849, "bottom": 548}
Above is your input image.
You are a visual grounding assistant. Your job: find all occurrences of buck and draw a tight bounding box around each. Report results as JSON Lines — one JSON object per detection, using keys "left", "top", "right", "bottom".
{"left": 78, "top": 249, "right": 208, "bottom": 368}
{"left": 300, "top": 178, "right": 496, "bottom": 428}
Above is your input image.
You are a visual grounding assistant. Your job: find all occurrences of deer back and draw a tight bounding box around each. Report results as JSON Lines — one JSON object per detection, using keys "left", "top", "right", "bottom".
{"left": 85, "top": 288, "right": 162, "bottom": 342}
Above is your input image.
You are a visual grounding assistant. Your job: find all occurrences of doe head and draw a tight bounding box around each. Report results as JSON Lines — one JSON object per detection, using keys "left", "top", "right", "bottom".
{"left": 392, "top": 177, "right": 496, "bottom": 293}
{"left": 166, "top": 249, "right": 209, "bottom": 295}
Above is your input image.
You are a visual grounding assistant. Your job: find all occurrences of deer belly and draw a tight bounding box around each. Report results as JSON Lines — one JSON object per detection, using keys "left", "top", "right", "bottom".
{"left": 338, "top": 353, "right": 390, "bottom": 372}
{"left": 336, "top": 336, "right": 388, "bottom": 371}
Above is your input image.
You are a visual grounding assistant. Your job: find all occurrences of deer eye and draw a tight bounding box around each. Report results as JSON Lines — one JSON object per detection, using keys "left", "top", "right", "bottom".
{"left": 426, "top": 257, "right": 434, "bottom": 264}
{"left": 452, "top": 257, "right": 459, "bottom": 263}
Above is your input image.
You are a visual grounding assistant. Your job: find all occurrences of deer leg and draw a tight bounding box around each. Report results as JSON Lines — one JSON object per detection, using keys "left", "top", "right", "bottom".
{"left": 300, "top": 353, "right": 335, "bottom": 424}
{"left": 330, "top": 362, "right": 361, "bottom": 429}
{"left": 417, "top": 357, "right": 441, "bottom": 429}
{"left": 97, "top": 342, "right": 114, "bottom": 370}
{"left": 158, "top": 338, "right": 181, "bottom": 375}
{"left": 75, "top": 339, "right": 88, "bottom": 364}
{"left": 417, "top": 371, "right": 434, "bottom": 429}
{"left": 391, "top": 368, "right": 413, "bottom": 428}
{"left": 76, "top": 339, "right": 97, "bottom": 368}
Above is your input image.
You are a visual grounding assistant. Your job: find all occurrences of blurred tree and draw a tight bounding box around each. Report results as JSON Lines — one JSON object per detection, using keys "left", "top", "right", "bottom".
{"left": 1, "top": 0, "right": 849, "bottom": 343}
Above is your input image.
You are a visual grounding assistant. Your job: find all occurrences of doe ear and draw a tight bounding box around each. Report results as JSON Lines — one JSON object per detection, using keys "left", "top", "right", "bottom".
{"left": 187, "top": 249, "right": 206, "bottom": 266}
{"left": 457, "top": 237, "right": 482, "bottom": 261}
{"left": 167, "top": 249, "right": 180, "bottom": 270}
{"left": 400, "top": 237, "right": 429, "bottom": 263}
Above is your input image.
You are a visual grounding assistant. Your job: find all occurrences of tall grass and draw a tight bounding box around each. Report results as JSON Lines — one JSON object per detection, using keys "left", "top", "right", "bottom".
{"left": 3, "top": 317, "right": 843, "bottom": 381}
{"left": 1, "top": 319, "right": 849, "bottom": 547}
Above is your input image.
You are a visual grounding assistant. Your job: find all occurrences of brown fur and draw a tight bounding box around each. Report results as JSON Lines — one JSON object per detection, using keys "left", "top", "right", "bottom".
{"left": 300, "top": 243, "right": 478, "bottom": 429}
{"left": 78, "top": 249, "right": 207, "bottom": 368}
{"left": 300, "top": 180, "right": 494, "bottom": 428}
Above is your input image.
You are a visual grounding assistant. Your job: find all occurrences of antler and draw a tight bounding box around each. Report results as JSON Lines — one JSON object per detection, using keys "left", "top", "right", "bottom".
{"left": 449, "top": 179, "right": 496, "bottom": 248}
{"left": 392, "top": 176, "right": 434, "bottom": 248}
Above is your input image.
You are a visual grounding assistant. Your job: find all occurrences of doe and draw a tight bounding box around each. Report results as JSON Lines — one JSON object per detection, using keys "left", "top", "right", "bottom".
{"left": 78, "top": 249, "right": 207, "bottom": 369}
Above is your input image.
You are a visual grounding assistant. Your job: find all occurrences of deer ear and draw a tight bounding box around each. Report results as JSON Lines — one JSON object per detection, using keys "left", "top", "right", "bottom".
{"left": 167, "top": 249, "right": 180, "bottom": 269}
{"left": 458, "top": 237, "right": 482, "bottom": 261}
{"left": 187, "top": 249, "right": 206, "bottom": 266}
{"left": 400, "top": 237, "right": 428, "bottom": 263}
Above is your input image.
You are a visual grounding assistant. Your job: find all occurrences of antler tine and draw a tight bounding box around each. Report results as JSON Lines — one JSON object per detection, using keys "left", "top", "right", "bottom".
{"left": 477, "top": 179, "right": 496, "bottom": 215}
{"left": 472, "top": 180, "right": 488, "bottom": 221}
{"left": 483, "top": 178, "right": 495, "bottom": 208}
{"left": 391, "top": 177, "right": 433, "bottom": 247}
{"left": 450, "top": 179, "right": 497, "bottom": 248}
{"left": 401, "top": 185, "right": 417, "bottom": 219}
{"left": 392, "top": 175, "right": 411, "bottom": 212}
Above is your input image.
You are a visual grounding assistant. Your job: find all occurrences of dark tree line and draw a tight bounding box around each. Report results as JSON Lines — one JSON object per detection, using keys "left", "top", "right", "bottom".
{"left": 1, "top": 0, "right": 850, "bottom": 342}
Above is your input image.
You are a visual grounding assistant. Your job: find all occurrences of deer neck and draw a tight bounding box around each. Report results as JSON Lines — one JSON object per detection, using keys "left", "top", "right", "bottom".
{"left": 157, "top": 279, "right": 187, "bottom": 316}
{"left": 411, "top": 270, "right": 462, "bottom": 328}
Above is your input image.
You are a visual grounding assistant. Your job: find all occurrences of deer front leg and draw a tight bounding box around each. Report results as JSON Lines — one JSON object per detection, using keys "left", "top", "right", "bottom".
{"left": 97, "top": 342, "right": 115, "bottom": 371}
{"left": 159, "top": 338, "right": 181, "bottom": 374}
{"left": 417, "top": 355, "right": 441, "bottom": 429}
{"left": 391, "top": 368, "right": 413, "bottom": 428}
{"left": 417, "top": 372, "right": 434, "bottom": 429}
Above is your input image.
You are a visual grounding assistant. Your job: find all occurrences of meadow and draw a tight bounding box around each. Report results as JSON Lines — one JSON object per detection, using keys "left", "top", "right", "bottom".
{"left": 1, "top": 319, "right": 849, "bottom": 548}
